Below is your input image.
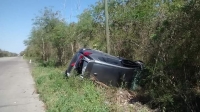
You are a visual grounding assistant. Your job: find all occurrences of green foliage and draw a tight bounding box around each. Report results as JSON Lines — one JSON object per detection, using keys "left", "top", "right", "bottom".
{"left": 24, "top": 0, "right": 200, "bottom": 111}
{"left": 139, "top": 1, "right": 200, "bottom": 111}
{"left": 24, "top": 8, "right": 73, "bottom": 65}
{"left": 0, "top": 49, "right": 18, "bottom": 57}
{"left": 32, "top": 66, "right": 109, "bottom": 112}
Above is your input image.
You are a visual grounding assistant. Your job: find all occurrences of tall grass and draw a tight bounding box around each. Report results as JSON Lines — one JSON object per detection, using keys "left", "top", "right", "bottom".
{"left": 31, "top": 63, "right": 153, "bottom": 112}
{"left": 32, "top": 66, "right": 109, "bottom": 112}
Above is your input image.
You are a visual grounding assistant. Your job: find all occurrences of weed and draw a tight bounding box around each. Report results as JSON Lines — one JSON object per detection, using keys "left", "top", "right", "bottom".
{"left": 32, "top": 65, "right": 153, "bottom": 112}
{"left": 32, "top": 66, "right": 109, "bottom": 112}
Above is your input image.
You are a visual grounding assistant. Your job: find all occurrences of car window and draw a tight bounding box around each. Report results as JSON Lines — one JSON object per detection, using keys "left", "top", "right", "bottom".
{"left": 98, "top": 57, "right": 120, "bottom": 65}
{"left": 121, "top": 59, "right": 140, "bottom": 68}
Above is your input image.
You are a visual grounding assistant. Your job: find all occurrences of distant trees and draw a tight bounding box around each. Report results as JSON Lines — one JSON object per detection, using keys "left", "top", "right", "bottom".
{"left": 0, "top": 49, "right": 18, "bottom": 57}
{"left": 23, "top": 0, "right": 200, "bottom": 111}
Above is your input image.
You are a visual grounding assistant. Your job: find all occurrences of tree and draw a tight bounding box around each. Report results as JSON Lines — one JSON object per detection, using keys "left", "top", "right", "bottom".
{"left": 24, "top": 8, "right": 69, "bottom": 65}
{"left": 0, "top": 49, "right": 17, "bottom": 57}
{"left": 24, "top": 1, "right": 200, "bottom": 110}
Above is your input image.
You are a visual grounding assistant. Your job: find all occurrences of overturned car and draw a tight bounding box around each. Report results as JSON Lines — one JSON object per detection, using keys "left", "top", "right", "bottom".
{"left": 65, "top": 48, "right": 144, "bottom": 88}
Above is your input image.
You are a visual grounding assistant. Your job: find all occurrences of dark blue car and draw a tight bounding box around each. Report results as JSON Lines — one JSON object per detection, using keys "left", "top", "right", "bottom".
{"left": 65, "top": 48, "right": 143, "bottom": 88}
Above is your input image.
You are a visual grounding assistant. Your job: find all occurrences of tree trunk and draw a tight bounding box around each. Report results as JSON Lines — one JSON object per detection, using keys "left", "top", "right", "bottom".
{"left": 41, "top": 36, "right": 46, "bottom": 61}
{"left": 71, "top": 42, "right": 74, "bottom": 55}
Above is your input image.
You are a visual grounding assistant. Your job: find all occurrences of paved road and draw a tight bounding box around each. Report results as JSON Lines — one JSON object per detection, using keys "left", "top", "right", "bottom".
{"left": 0, "top": 57, "right": 44, "bottom": 112}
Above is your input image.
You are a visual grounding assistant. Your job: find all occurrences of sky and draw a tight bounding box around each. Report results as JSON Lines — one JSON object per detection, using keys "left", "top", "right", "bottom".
{"left": 0, "top": 0, "right": 98, "bottom": 54}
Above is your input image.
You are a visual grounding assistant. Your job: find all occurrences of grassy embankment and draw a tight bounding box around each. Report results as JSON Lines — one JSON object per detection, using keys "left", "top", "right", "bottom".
{"left": 32, "top": 63, "right": 152, "bottom": 112}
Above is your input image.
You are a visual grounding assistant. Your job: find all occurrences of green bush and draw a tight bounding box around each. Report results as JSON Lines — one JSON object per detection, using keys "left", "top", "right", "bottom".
{"left": 32, "top": 66, "right": 109, "bottom": 112}
{"left": 139, "top": 1, "right": 200, "bottom": 111}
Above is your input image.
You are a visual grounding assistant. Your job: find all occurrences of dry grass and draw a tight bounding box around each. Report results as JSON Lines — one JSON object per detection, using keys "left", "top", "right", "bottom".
{"left": 91, "top": 75, "right": 154, "bottom": 112}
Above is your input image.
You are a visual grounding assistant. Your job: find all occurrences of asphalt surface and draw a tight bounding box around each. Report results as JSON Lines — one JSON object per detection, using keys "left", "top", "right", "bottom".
{"left": 0, "top": 57, "right": 44, "bottom": 112}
